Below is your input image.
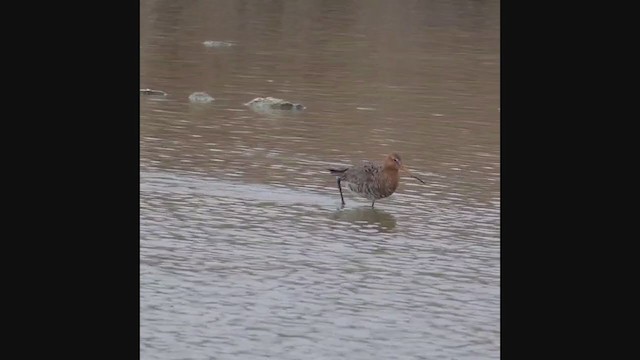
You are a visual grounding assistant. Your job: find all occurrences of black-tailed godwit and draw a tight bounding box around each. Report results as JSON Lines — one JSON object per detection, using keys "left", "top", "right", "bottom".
{"left": 328, "top": 152, "right": 425, "bottom": 208}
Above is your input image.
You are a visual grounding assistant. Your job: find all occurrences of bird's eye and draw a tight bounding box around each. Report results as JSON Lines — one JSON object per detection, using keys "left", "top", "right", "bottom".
{"left": 393, "top": 158, "right": 399, "bottom": 163}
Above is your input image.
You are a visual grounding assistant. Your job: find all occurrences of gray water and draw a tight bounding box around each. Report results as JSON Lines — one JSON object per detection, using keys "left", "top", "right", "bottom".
{"left": 140, "top": 0, "right": 500, "bottom": 359}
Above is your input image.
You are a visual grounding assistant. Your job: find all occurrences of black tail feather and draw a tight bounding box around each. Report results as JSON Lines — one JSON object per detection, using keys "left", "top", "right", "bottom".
{"left": 328, "top": 168, "right": 348, "bottom": 175}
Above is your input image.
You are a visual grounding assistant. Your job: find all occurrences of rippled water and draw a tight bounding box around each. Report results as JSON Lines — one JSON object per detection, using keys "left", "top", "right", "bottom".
{"left": 141, "top": 0, "right": 500, "bottom": 358}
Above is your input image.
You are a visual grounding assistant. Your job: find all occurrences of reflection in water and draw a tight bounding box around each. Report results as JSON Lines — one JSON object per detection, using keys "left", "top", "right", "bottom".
{"left": 245, "top": 106, "right": 307, "bottom": 118}
{"left": 329, "top": 207, "right": 397, "bottom": 232}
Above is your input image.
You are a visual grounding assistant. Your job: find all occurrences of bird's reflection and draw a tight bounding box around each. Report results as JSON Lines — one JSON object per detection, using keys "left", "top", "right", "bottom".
{"left": 329, "top": 206, "right": 397, "bottom": 232}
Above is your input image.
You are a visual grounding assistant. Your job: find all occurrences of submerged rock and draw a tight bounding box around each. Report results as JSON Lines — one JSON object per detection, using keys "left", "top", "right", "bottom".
{"left": 188, "top": 92, "right": 215, "bottom": 103}
{"left": 203, "top": 40, "right": 234, "bottom": 48}
{"left": 140, "top": 88, "right": 167, "bottom": 96}
{"left": 244, "top": 97, "right": 305, "bottom": 111}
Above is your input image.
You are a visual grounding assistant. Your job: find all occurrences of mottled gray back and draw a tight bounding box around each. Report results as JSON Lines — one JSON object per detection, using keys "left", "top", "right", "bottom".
{"left": 342, "top": 161, "right": 382, "bottom": 183}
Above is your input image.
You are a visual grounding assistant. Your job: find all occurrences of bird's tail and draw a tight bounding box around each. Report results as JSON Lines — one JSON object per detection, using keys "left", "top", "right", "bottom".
{"left": 328, "top": 168, "right": 348, "bottom": 175}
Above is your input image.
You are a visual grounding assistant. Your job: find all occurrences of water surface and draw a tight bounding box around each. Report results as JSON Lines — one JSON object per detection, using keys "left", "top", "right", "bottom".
{"left": 141, "top": 0, "right": 500, "bottom": 358}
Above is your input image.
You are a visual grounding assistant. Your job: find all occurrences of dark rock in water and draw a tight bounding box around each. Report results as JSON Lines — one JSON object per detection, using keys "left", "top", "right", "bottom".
{"left": 244, "top": 97, "right": 305, "bottom": 111}
{"left": 189, "top": 92, "right": 215, "bottom": 103}
{"left": 277, "top": 102, "right": 304, "bottom": 110}
{"left": 140, "top": 88, "right": 167, "bottom": 96}
{"left": 203, "top": 41, "right": 234, "bottom": 48}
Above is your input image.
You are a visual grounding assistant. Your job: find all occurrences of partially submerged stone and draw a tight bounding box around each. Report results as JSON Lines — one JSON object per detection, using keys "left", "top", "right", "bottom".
{"left": 203, "top": 40, "right": 234, "bottom": 48}
{"left": 188, "top": 92, "right": 215, "bottom": 103}
{"left": 140, "top": 88, "right": 167, "bottom": 96}
{"left": 244, "top": 97, "right": 305, "bottom": 111}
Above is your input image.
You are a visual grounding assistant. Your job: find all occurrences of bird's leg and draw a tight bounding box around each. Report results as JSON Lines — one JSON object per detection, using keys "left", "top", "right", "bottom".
{"left": 337, "top": 178, "right": 345, "bottom": 207}
{"left": 371, "top": 199, "right": 375, "bottom": 208}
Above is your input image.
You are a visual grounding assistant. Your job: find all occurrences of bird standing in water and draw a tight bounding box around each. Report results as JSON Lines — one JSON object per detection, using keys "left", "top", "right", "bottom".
{"left": 328, "top": 152, "right": 425, "bottom": 208}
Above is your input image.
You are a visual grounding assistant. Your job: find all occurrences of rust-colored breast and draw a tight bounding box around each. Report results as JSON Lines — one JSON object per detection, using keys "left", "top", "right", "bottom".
{"left": 377, "top": 169, "right": 399, "bottom": 198}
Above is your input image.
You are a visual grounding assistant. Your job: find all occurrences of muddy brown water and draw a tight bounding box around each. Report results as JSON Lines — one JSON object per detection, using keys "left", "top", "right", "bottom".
{"left": 141, "top": 0, "right": 499, "bottom": 358}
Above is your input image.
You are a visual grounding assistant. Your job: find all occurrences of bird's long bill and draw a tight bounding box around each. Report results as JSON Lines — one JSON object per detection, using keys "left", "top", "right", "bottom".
{"left": 401, "top": 166, "right": 426, "bottom": 184}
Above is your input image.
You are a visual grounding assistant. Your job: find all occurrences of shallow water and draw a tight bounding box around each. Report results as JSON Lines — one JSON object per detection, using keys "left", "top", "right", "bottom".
{"left": 140, "top": 0, "right": 500, "bottom": 358}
